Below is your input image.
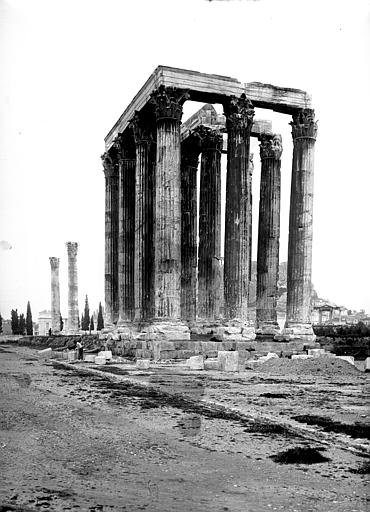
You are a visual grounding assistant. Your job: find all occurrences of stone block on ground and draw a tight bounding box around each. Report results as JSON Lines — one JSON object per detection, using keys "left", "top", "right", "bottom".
{"left": 186, "top": 355, "right": 204, "bottom": 370}
{"left": 38, "top": 348, "right": 52, "bottom": 358}
{"left": 307, "top": 348, "right": 326, "bottom": 357}
{"left": 218, "top": 351, "right": 239, "bottom": 372}
{"left": 84, "top": 354, "right": 96, "bottom": 363}
{"left": 337, "top": 356, "right": 355, "bottom": 366}
{"left": 136, "top": 359, "right": 150, "bottom": 369}
{"left": 364, "top": 357, "right": 370, "bottom": 372}
{"left": 291, "top": 354, "right": 314, "bottom": 360}
{"left": 204, "top": 358, "right": 219, "bottom": 371}
{"left": 98, "top": 350, "right": 112, "bottom": 360}
{"left": 95, "top": 356, "right": 106, "bottom": 365}
{"left": 67, "top": 350, "right": 77, "bottom": 362}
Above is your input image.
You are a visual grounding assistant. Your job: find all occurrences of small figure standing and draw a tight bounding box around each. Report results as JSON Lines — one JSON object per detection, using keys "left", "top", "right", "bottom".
{"left": 76, "top": 340, "right": 84, "bottom": 360}
{"left": 48, "top": 327, "right": 52, "bottom": 336}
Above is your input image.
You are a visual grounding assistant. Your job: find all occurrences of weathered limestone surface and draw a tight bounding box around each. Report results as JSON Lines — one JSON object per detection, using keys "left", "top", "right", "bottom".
{"left": 256, "top": 134, "right": 282, "bottom": 336}
{"left": 278, "top": 109, "right": 318, "bottom": 342}
{"left": 223, "top": 94, "right": 255, "bottom": 340}
{"left": 150, "top": 85, "right": 190, "bottom": 340}
{"left": 197, "top": 127, "right": 223, "bottom": 322}
{"left": 66, "top": 242, "right": 79, "bottom": 333}
{"left": 102, "top": 153, "right": 119, "bottom": 326}
{"left": 180, "top": 133, "right": 201, "bottom": 323}
{"left": 130, "top": 112, "right": 155, "bottom": 322}
{"left": 49, "top": 257, "right": 61, "bottom": 334}
{"left": 114, "top": 134, "right": 136, "bottom": 325}
{"left": 105, "top": 66, "right": 311, "bottom": 149}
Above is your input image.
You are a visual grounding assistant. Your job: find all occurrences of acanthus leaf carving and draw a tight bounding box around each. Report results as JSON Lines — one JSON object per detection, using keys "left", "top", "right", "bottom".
{"left": 290, "top": 108, "right": 318, "bottom": 141}
{"left": 259, "top": 133, "right": 283, "bottom": 160}
{"left": 150, "top": 85, "right": 190, "bottom": 122}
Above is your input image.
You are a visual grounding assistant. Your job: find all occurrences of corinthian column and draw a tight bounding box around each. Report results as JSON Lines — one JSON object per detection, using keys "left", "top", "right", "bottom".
{"left": 130, "top": 112, "right": 156, "bottom": 322}
{"left": 197, "top": 127, "right": 223, "bottom": 322}
{"left": 114, "top": 134, "right": 136, "bottom": 325}
{"left": 66, "top": 242, "right": 79, "bottom": 333}
{"left": 256, "top": 134, "right": 282, "bottom": 336}
{"left": 49, "top": 257, "right": 61, "bottom": 334}
{"left": 102, "top": 152, "right": 119, "bottom": 327}
{"left": 279, "top": 109, "right": 318, "bottom": 342}
{"left": 181, "top": 133, "right": 201, "bottom": 324}
{"left": 150, "top": 85, "right": 190, "bottom": 340}
{"left": 223, "top": 93, "right": 255, "bottom": 340}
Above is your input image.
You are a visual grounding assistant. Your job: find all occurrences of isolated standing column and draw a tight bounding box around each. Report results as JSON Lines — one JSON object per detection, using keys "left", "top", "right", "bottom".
{"left": 49, "top": 257, "right": 61, "bottom": 333}
{"left": 256, "top": 134, "right": 282, "bottom": 335}
{"left": 280, "top": 109, "right": 317, "bottom": 341}
{"left": 66, "top": 242, "right": 79, "bottom": 333}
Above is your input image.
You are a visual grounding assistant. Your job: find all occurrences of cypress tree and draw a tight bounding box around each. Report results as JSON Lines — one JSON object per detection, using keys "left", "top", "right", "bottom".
{"left": 26, "top": 301, "right": 33, "bottom": 335}
{"left": 97, "top": 302, "right": 104, "bottom": 331}
{"left": 82, "top": 295, "right": 90, "bottom": 331}
{"left": 90, "top": 315, "right": 94, "bottom": 333}
{"left": 59, "top": 314, "right": 64, "bottom": 332}
{"left": 0, "top": 313, "right": 3, "bottom": 334}
{"left": 11, "top": 309, "right": 19, "bottom": 334}
{"left": 19, "top": 313, "right": 26, "bottom": 335}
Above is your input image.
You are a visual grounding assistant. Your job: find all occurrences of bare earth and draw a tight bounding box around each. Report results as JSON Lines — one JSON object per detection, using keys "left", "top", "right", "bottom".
{"left": 0, "top": 345, "right": 369, "bottom": 512}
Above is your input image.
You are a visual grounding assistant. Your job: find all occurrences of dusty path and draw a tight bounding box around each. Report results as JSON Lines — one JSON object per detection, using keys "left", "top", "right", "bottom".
{"left": 0, "top": 345, "right": 368, "bottom": 512}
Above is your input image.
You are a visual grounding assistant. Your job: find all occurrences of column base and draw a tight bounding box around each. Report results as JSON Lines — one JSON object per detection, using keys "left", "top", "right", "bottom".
{"left": 215, "top": 319, "right": 256, "bottom": 341}
{"left": 274, "top": 322, "right": 316, "bottom": 342}
{"left": 255, "top": 322, "right": 280, "bottom": 337}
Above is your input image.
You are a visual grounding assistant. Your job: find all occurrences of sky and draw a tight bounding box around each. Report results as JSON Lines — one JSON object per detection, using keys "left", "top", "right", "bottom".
{"left": 0, "top": 0, "right": 369, "bottom": 321}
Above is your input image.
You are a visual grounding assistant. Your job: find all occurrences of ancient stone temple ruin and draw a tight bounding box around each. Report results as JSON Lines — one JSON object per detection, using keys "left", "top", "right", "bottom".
{"left": 102, "top": 66, "right": 317, "bottom": 346}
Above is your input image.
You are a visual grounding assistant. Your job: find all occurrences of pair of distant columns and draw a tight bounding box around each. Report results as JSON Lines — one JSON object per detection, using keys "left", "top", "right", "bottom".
{"left": 49, "top": 242, "right": 79, "bottom": 334}
{"left": 103, "top": 87, "right": 317, "bottom": 340}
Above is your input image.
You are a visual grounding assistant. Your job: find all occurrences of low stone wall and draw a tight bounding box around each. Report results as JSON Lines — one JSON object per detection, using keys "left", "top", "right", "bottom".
{"left": 2, "top": 334, "right": 103, "bottom": 351}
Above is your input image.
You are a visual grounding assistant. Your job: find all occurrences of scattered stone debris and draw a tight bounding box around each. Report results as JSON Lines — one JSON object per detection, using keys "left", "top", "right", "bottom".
{"left": 249, "top": 357, "right": 363, "bottom": 376}
{"left": 270, "top": 446, "right": 331, "bottom": 464}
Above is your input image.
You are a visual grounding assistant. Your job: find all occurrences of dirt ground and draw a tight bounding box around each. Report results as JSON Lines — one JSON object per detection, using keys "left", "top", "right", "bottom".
{"left": 0, "top": 345, "right": 369, "bottom": 512}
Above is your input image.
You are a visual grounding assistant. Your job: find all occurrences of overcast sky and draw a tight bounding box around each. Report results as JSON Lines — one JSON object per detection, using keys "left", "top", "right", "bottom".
{"left": 1, "top": 0, "right": 369, "bottom": 321}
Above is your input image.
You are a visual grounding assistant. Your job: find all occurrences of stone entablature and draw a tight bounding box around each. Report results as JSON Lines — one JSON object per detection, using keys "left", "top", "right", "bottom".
{"left": 105, "top": 66, "right": 311, "bottom": 150}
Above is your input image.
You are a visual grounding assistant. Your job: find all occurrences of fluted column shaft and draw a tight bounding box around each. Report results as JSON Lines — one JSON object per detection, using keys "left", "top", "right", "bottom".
{"left": 131, "top": 114, "right": 155, "bottom": 322}
{"left": 223, "top": 94, "right": 255, "bottom": 321}
{"left": 283, "top": 109, "right": 317, "bottom": 340}
{"left": 256, "top": 134, "right": 282, "bottom": 334}
{"left": 197, "top": 128, "right": 223, "bottom": 321}
{"left": 151, "top": 86, "right": 189, "bottom": 321}
{"left": 180, "top": 136, "right": 201, "bottom": 323}
{"left": 114, "top": 135, "right": 136, "bottom": 323}
{"left": 66, "top": 242, "right": 79, "bottom": 332}
{"left": 49, "top": 257, "right": 61, "bottom": 333}
{"left": 102, "top": 153, "right": 119, "bottom": 326}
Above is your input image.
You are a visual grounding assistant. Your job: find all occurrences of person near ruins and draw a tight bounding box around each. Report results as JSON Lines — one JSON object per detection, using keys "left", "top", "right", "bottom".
{"left": 76, "top": 340, "right": 84, "bottom": 360}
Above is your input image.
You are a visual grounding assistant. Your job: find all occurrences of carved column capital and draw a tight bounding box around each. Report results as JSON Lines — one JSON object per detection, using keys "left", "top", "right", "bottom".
{"left": 224, "top": 93, "right": 255, "bottom": 135}
{"left": 290, "top": 108, "right": 318, "bottom": 141}
{"left": 113, "top": 133, "right": 136, "bottom": 161}
{"left": 259, "top": 134, "right": 283, "bottom": 160}
{"left": 129, "top": 111, "right": 154, "bottom": 146}
{"left": 194, "top": 126, "right": 223, "bottom": 152}
{"left": 66, "top": 241, "right": 78, "bottom": 258}
{"left": 101, "top": 152, "right": 118, "bottom": 178}
{"left": 150, "top": 85, "right": 189, "bottom": 122}
{"left": 49, "top": 257, "right": 60, "bottom": 270}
